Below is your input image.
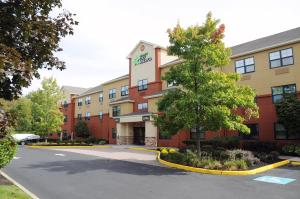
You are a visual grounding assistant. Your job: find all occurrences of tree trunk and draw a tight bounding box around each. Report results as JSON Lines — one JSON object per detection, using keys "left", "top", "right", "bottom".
{"left": 196, "top": 126, "right": 202, "bottom": 157}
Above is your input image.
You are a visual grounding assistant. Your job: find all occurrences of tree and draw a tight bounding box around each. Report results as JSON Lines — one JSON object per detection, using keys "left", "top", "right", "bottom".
{"left": 0, "top": 0, "right": 78, "bottom": 100}
{"left": 154, "top": 12, "right": 258, "bottom": 156}
{"left": 9, "top": 98, "right": 33, "bottom": 133}
{"left": 0, "top": 108, "right": 17, "bottom": 168}
{"left": 275, "top": 94, "right": 300, "bottom": 135}
{"left": 29, "top": 77, "right": 63, "bottom": 140}
{"left": 74, "top": 121, "right": 90, "bottom": 138}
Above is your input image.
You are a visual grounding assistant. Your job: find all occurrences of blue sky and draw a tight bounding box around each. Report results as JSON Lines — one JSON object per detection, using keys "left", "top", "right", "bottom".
{"left": 23, "top": 0, "right": 300, "bottom": 94}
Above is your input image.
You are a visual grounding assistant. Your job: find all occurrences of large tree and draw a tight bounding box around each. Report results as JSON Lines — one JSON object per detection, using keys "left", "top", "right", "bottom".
{"left": 0, "top": 0, "right": 77, "bottom": 168}
{"left": 275, "top": 94, "right": 300, "bottom": 135}
{"left": 154, "top": 13, "right": 258, "bottom": 156}
{"left": 29, "top": 77, "right": 63, "bottom": 140}
{"left": 0, "top": 0, "right": 78, "bottom": 100}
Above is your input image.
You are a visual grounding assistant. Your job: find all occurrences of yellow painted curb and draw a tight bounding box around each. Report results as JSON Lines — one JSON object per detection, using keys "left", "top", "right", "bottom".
{"left": 128, "top": 147, "right": 157, "bottom": 153}
{"left": 291, "top": 161, "right": 300, "bottom": 166}
{"left": 26, "top": 145, "right": 112, "bottom": 149}
{"left": 128, "top": 148, "right": 290, "bottom": 175}
{"left": 157, "top": 152, "right": 290, "bottom": 175}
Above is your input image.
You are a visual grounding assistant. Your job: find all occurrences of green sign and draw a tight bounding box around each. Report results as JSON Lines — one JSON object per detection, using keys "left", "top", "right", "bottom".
{"left": 133, "top": 52, "right": 152, "bottom": 65}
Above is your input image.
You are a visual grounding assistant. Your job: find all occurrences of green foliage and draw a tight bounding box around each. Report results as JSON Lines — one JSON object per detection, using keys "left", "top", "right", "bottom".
{"left": 275, "top": 94, "right": 300, "bottom": 135}
{"left": 9, "top": 98, "right": 33, "bottom": 132}
{"left": 242, "top": 141, "right": 277, "bottom": 152}
{"left": 223, "top": 160, "right": 248, "bottom": 170}
{"left": 29, "top": 77, "right": 64, "bottom": 136}
{"left": 75, "top": 121, "right": 90, "bottom": 138}
{"left": 161, "top": 149, "right": 262, "bottom": 170}
{"left": 282, "top": 144, "right": 300, "bottom": 156}
{"left": 255, "top": 151, "right": 279, "bottom": 163}
{"left": 183, "top": 136, "right": 240, "bottom": 150}
{"left": 0, "top": 185, "right": 32, "bottom": 199}
{"left": 0, "top": 135, "right": 17, "bottom": 168}
{"left": 0, "top": 107, "right": 17, "bottom": 168}
{"left": 154, "top": 13, "right": 258, "bottom": 156}
{"left": 0, "top": 0, "right": 78, "bottom": 100}
{"left": 85, "top": 136, "right": 107, "bottom": 145}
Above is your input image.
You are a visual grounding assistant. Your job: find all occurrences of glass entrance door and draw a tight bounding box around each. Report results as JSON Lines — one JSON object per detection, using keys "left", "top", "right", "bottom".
{"left": 133, "top": 127, "right": 145, "bottom": 145}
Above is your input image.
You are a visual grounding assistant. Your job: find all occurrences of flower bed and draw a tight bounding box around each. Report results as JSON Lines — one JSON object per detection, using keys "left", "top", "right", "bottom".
{"left": 158, "top": 147, "right": 280, "bottom": 171}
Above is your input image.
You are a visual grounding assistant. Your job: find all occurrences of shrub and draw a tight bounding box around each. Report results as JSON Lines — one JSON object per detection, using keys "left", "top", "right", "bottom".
{"left": 0, "top": 136, "right": 17, "bottom": 168}
{"left": 281, "top": 144, "right": 300, "bottom": 156}
{"left": 183, "top": 136, "right": 240, "bottom": 150}
{"left": 224, "top": 160, "right": 248, "bottom": 170}
{"left": 226, "top": 149, "right": 260, "bottom": 166}
{"left": 168, "top": 148, "right": 176, "bottom": 153}
{"left": 163, "top": 152, "right": 186, "bottom": 164}
{"left": 75, "top": 121, "right": 90, "bottom": 138}
{"left": 255, "top": 151, "right": 279, "bottom": 163}
{"left": 243, "top": 141, "right": 277, "bottom": 152}
{"left": 98, "top": 140, "right": 107, "bottom": 145}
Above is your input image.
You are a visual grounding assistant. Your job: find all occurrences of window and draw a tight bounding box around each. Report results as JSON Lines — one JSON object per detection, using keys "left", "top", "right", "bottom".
{"left": 99, "top": 112, "right": 103, "bottom": 120}
{"left": 190, "top": 128, "right": 205, "bottom": 140}
{"left": 78, "top": 98, "right": 83, "bottom": 106}
{"left": 167, "top": 80, "right": 178, "bottom": 87}
{"left": 235, "top": 57, "right": 255, "bottom": 74}
{"left": 137, "top": 103, "right": 148, "bottom": 110}
{"left": 63, "top": 100, "right": 68, "bottom": 108}
{"left": 138, "top": 79, "right": 148, "bottom": 91}
{"left": 77, "top": 114, "right": 82, "bottom": 120}
{"left": 85, "top": 112, "right": 90, "bottom": 120}
{"left": 121, "top": 85, "right": 129, "bottom": 96}
{"left": 112, "top": 128, "right": 117, "bottom": 139}
{"left": 240, "top": 124, "right": 259, "bottom": 140}
{"left": 99, "top": 92, "right": 103, "bottom": 102}
{"left": 112, "top": 106, "right": 120, "bottom": 117}
{"left": 109, "top": 89, "right": 116, "bottom": 99}
{"left": 63, "top": 115, "right": 68, "bottom": 123}
{"left": 85, "top": 96, "right": 91, "bottom": 105}
{"left": 274, "top": 123, "right": 300, "bottom": 140}
{"left": 269, "top": 48, "right": 293, "bottom": 68}
{"left": 271, "top": 84, "right": 296, "bottom": 103}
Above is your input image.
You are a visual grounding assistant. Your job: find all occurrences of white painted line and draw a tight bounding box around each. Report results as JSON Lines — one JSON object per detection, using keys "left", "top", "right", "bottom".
{"left": 13, "top": 157, "right": 21, "bottom": 160}
{"left": 0, "top": 170, "right": 40, "bottom": 199}
{"left": 55, "top": 153, "right": 65, "bottom": 156}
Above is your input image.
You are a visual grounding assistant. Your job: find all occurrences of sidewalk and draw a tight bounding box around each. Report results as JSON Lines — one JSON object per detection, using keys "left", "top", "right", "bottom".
{"left": 279, "top": 155, "right": 300, "bottom": 162}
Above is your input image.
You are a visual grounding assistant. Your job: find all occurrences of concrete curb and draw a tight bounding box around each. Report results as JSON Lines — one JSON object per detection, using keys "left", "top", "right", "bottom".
{"left": 0, "top": 170, "right": 39, "bottom": 199}
{"left": 128, "top": 147, "right": 291, "bottom": 175}
{"left": 26, "top": 145, "right": 112, "bottom": 149}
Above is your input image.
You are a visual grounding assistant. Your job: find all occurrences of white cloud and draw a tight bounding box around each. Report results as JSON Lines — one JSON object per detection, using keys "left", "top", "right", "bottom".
{"left": 22, "top": 0, "right": 300, "bottom": 94}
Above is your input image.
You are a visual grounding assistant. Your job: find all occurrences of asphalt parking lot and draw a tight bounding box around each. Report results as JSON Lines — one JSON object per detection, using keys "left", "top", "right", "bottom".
{"left": 2, "top": 146, "right": 300, "bottom": 199}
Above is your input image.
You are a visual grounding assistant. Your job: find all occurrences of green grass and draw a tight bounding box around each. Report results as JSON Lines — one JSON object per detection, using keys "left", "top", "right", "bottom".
{"left": 0, "top": 185, "right": 32, "bottom": 199}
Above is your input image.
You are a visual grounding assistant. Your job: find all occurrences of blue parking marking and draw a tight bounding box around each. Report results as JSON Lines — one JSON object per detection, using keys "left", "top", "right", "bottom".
{"left": 254, "top": 176, "right": 296, "bottom": 185}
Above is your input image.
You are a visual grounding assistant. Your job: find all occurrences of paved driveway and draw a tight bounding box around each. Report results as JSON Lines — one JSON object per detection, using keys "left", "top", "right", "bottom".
{"left": 50, "top": 147, "right": 159, "bottom": 166}
{"left": 2, "top": 146, "right": 300, "bottom": 199}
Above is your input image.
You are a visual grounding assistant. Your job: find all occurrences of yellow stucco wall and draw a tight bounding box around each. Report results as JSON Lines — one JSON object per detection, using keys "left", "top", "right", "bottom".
{"left": 222, "top": 42, "right": 300, "bottom": 95}
{"left": 103, "top": 77, "right": 129, "bottom": 115}
{"left": 74, "top": 91, "right": 102, "bottom": 117}
{"left": 148, "top": 97, "right": 161, "bottom": 113}
{"left": 74, "top": 77, "right": 129, "bottom": 118}
{"left": 109, "top": 102, "right": 133, "bottom": 117}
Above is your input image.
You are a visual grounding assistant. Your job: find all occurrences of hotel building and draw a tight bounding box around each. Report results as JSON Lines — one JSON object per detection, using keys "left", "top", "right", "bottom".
{"left": 60, "top": 27, "right": 300, "bottom": 147}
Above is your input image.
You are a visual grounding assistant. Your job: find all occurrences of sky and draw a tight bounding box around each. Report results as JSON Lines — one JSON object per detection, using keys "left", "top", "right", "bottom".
{"left": 22, "top": 0, "right": 300, "bottom": 94}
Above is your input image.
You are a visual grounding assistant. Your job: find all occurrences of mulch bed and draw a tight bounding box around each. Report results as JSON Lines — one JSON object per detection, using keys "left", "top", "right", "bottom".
{"left": 0, "top": 173, "right": 13, "bottom": 185}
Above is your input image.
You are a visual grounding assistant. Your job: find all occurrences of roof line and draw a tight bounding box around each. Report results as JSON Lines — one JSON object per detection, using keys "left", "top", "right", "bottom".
{"left": 230, "top": 38, "right": 300, "bottom": 58}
